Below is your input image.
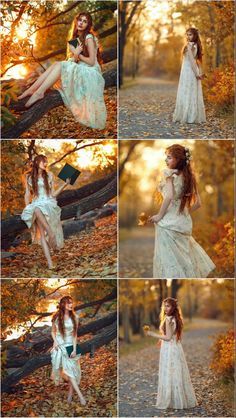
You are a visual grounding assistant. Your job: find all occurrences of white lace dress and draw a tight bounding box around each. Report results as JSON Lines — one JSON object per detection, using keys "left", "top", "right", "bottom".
{"left": 51, "top": 316, "right": 81, "bottom": 385}
{"left": 173, "top": 42, "right": 206, "bottom": 123}
{"left": 153, "top": 169, "right": 215, "bottom": 278}
{"left": 156, "top": 316, "right": 197, "bottom": 409}
{"left": 21, "top": 173, "right": 64, "bottom": 249}
{"left": 57, "top": 33, "right": 107, "bottom": 130}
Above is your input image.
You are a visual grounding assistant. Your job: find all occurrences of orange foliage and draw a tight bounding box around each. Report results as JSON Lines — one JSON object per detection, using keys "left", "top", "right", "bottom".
{"left": 203, "top": 63, "right": 235, "bottom": 111}
{"left": 210, "top": 329, "right": 235, "bottom": 383}
{"left": 213, "top": 221, "right": 234, "bottom": 277}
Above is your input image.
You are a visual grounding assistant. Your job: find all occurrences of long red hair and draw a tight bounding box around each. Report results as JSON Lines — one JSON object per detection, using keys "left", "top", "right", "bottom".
{"left": 27, "top": 155, "right": 50, "bottom": 197}
{"left": 166, "top": 144, "right": 197, "bottom": 213}
{"left": 52, "top": 296, "right": 77, "bottom": 338}
{"left": 160, "top": 297, "right": 183, "bottom": 341}
{"left": 70, "top": 12, "right": 102, "bottom": 64}
{"left": 185, "top": 27, "right": 203, "bottom": 62}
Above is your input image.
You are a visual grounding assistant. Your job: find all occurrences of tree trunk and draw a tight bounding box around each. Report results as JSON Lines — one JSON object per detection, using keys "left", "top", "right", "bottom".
{"left": 123, "top": 305, "right": 131, "bottom": 344}
{"left": 2, "top": 62, "right": 116, "bottom": 139}
{"left": 2, "top": 321, "right": 117, "bottom": 393}
{"left": 1, "top": 174, "right": 117, "bottom": 249}
{"left": 170, "top": 279, "right": 182, "bottom": 299}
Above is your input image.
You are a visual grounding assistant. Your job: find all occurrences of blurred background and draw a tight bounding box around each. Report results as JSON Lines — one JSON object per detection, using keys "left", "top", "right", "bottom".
{"left": 119, "top": 139, "right": 234, "bottom": 278}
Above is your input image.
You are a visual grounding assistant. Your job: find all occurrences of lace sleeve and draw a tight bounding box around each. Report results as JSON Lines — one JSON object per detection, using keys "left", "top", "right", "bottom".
{"left": 186, "top": 43, "right": 200, "bottom": 77}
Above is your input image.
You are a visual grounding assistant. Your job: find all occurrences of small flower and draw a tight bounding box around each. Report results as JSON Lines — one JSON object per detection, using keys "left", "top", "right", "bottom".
{"left": 143, "top": 325, "right": 150, "bottom": 332}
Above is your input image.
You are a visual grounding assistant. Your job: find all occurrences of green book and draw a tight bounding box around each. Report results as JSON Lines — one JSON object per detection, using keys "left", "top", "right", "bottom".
{"left": 68, "top": 38, "right": 79, "bottom": 48}
{"left": 65, "top": 344, "right": 82, "bottom": 357}
{"left": 58, "top": 163, "right": 81, "bottom": 185}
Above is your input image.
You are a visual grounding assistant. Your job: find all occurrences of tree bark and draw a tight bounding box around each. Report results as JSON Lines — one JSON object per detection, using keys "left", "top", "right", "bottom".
{"left": 1, "top": 173, "right": 117, "bottom": 249}
{"left": 2, "top": 321, "right": 117, "bottom": 393}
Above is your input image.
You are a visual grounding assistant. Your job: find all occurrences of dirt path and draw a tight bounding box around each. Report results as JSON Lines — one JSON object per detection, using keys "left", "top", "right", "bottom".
{"left": 119, "top": 228, "right": 154, "bottom": 278}
{"left": 119, "top": 320, "right": 234, "bottom": 417}
{"left": 119, "top": 77, "right": 234, "bottom": 139}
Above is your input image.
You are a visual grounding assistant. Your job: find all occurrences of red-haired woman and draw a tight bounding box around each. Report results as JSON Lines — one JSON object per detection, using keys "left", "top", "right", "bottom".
{"left": 173, "top": 28, "right": 206, "bottom": 123}
{"left": 18, "top": 12, "right": 106, "bottom": 130}
{"left": 145, "top": 297, "right": 197, "bottom": 409}
{"left": 21, "top": 154, "right": 70, "bottom": 269}
{"left": 51, "top": 296, "right": 86, "bottom": 405}
{"left": 149, "top": 144, "right": 215, "bottom": 278}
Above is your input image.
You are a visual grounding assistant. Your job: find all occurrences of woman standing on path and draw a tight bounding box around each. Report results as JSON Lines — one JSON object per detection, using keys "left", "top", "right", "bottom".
{"left": 145, "top": 297, "right": 197, "bottom": 409}
{"left": 149, "top": 144, "right": 215, "bottom": 278}
{"left": 18, "top": 12, "right": 106, "bottom": 130}
{"left": 21, "top": 154, "right": 70, "bottom": 269}
{"left": 51, "top": 296, "right": 86, "bottom": 405}
{"left": 173, "top": 27, "right": 206, "bottom": 124}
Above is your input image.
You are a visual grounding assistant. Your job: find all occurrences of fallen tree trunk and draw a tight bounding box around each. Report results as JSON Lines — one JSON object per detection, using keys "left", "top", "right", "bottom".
{"left": 1, "top": 174, "right": 117, "bottom": 249}
{"left": 5, "top": 311, "right": 117, "bottom": 368}
{"left": 2, "top": 58, "right": 117, "bottom": 139}
{"left": 2, "top": 321, "right": 117, "bottom": 393}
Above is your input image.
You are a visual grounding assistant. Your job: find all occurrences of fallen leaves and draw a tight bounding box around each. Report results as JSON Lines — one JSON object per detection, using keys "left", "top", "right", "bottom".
{"left": 1, "top": 341, "right": 117, "bottom": 417}
{"left": 1, "top": 213, "right": 117, "bottom": 278}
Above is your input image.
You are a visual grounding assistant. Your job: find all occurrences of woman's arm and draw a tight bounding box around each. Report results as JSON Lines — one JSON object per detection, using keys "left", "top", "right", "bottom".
{"left": 71, "top": 316, "right": 79, "bottom": 358}
{"left": 146, "top": 319, "right": 174, "bottom": 342}
{"left": 149, "top": 177, "right": 174, "bottom": 223}
{"left": 24, "top": 176, "right": 31, "bottom": 205}
{"left": 189, "top": 191, "right": 201, "bottom": 212}
{"left": 50, "top": 173, "right": 70, "bottom": 198}
{"left": 186, "top": 43, "right": 201, "bottom": 79}
{"left": 73, "top": 38, "right": 96, "bottom": 66}
{"left": 51, "top": 322, "right": 59, "bottom": 349}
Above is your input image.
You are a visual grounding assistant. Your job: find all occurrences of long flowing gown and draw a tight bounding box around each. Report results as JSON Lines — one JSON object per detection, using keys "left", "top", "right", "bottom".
{"left": 56, "top": 33, "right": 107, "bottom": 130}
{"left": 156, "top": 316, "right": 197, "bottom": 409}
{"left": 51, "top": 315, "right": 81, "bottom": 385}
{"left": 173, "top": 42, "right": 206, "bottom": 123}
{"left": 153, "top": 169, "right": 215, "bottom": 278}
{"left": 21, "top": 173, "right": 64, "bottom": 249}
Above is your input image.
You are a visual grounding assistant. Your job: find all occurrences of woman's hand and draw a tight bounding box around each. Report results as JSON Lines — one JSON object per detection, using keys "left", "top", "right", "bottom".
{"left": 74, "top": 44, "right": 83, "bottom": 57}
{"left": 70, "top": 350, "right": 76, "bottom": 358}
{"left": 148, "top": 214, "right": 161, "bottom": 224}
{"left": 52, "top": 342, "right": 59, "bottom": 351}
{"left": 66, "top": 178, "right": 71, "bottom": 185}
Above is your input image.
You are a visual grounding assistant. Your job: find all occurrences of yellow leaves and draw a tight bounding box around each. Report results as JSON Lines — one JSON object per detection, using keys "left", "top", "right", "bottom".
{"left": 203, "top": 63, "right": 235, "bottom": 112}
{"left": 210, "top": 329, "right": 235, "bottom": 383}
{"left": 137, "top": 212, "right": 149, "bottom": 226}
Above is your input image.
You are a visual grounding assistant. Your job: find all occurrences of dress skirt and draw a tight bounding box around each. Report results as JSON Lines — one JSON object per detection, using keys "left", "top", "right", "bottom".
{"left": 153, "top": 224, "right": 215, "bottom": 278}
{"left": 51, "top": 343, "right": 81, "bottom": 386}
{"left": 21, "top": 195, "right": 64, "bottom": 249}
{"left": 57, "top": 60, "right": 107, "bottom": 130}
{"left": 156, "top": 339, "right": 197, "bottom": 409}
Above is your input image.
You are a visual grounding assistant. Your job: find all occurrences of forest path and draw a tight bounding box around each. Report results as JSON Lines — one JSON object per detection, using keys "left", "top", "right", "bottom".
{"left": 119, "top": 319, "right": 233, "bottom": 417}
{"left": 119, "top": 77, "right": 234, "bottom": 139}
{"left": 119, "top": 227, "right": 154, "bottom": 278}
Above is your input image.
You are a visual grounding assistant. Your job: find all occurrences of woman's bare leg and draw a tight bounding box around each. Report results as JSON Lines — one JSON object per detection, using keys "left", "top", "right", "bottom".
{"left": 25, "top": 62, "right": 62, "bottom": 107}
{"left": 18, "top": 64, "right": 57, "bottom": 99}
{"left": 68, "top": 377, "right": 86, "bottom": 406}
{"left": 67, "top": 381, "right": 74, "bottom": 403}
{"left": 34, "top": 208, "right": 57, "bottom": 250}
{"left": 36, "top": 219, "right": 54, "bottom": 268}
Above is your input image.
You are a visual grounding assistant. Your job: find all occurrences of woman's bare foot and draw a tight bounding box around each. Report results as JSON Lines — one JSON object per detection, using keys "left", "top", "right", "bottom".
{"left": 67, "top": 393, "right": 73, "bottom": 403}
{"left": 78, "top": 394, "right": 86, "bottom": 406}
{"left": 25, "top": 91, "right": 44, "bottom": 107}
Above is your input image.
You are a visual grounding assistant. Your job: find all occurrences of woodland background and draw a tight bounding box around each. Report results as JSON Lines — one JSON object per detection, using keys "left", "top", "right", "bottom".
{"left": 1, "top": 139, "right": 117, "bottom": 278}
{"left": 119, "top": 279, "right": 234, "bottom": 417}
{"left": 1, "top": 0, "right": 117, "bottom": 139}
{"left": 119, "top": 140, "right": 234, "bottom": 278}
{"left": 1, "top": 278, "right": 117, "bottom": 417}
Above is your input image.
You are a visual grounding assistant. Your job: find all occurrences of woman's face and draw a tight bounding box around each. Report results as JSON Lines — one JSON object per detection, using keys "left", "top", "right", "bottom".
{"left": 164, "top": 302, "right": 172, "bottom": 315}
{"left": 77, "top": 15, "right": 88, "bottom": 32}
{"left": 186, "top": 31, "right": 194, "bottom": 42}
{"left": 39, "top": 158, "right": 47, "bottom": 170}
{"left": 165, "top": 152, "right": 177, "bottom": 169}
{"left": 65, "top": 300, "right": 73, "bottom": 311}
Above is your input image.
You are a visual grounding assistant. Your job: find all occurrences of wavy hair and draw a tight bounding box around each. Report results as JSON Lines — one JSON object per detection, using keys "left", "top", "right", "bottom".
{"left": 52, "top": 296, "right": 77, "bottom": 338}
{"left": 26, "top": 154, "right": 50, "bottom": 197}
{"left": 185, "top": 27, "right": 203, "bottom": 62}
{"left": 160, "top": 297, "right": 183, "bottom": 341}
{"left": 166, "top": 144, "right": 198, "bottom": 213}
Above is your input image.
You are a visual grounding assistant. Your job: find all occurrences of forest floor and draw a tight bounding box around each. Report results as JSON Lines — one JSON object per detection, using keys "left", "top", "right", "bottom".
{"left": 119, "top": 77, "right": 234, "bottom": 139}
{"left": 1, "top": 213, "right": 117, "bottom": 278}
{"left": 1, "top": 340, "right": 117, "bottom": 417}
{"left": 119, "top": 318, "right": 234, "bottom": 417}
{"left": 18, "top": 86, "right": 117, "bottom": 139}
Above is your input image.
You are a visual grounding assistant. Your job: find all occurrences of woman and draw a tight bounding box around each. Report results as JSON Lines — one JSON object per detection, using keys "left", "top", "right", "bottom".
{"left": 51, "top": 296, "right": 86, "bottom": 405}
{"left": 173, "top": 27, "right": 206, "bottom": 123}
{"left": 145, "top": 297, "right": 197, "bottom": 409}
{"left": 149, "top": 144, "right": 215, "bottom": 278}
{"left": 18, "top": 12, "right": 106, "bottom": 130}
{"left": 21, "top": 154, "right": 70, "bottom": 269}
